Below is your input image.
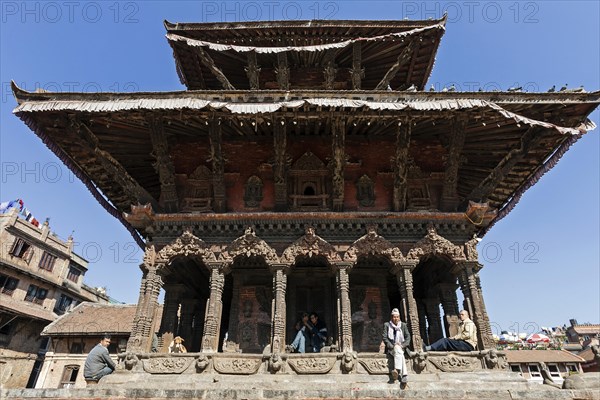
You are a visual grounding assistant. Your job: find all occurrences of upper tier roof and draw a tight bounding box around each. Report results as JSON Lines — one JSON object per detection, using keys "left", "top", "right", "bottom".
{"left": 12, "top": 82, "right": 599, "bottom": 244}
{"left": 164, "top": 18, "right": 446, "bottom": 91}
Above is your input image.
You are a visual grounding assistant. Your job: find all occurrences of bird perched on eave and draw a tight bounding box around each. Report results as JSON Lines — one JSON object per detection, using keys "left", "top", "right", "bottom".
{"left": 547, "top": 85, "right": 556, "bottom": 92}
{"left": 406, "top": 84, "right": 417, "bottom": 92}
{"left": 429, "top": 84, "right": 435, "bottom": 92}
{"left": 507, "top": 86, "right": 522, "bottom": 92}
{"left": 559, "top": 84, "right": 568, "bottom": 92}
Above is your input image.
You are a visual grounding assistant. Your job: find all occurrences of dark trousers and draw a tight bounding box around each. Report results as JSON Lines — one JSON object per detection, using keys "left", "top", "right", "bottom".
{"left": 429, "top": 338, "right": 474, "bottom": 351}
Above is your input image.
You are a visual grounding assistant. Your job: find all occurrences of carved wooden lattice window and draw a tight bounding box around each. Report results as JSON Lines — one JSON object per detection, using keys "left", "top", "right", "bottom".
{"left": 244, "top": 176, "right": 263, "bottom": 208}
{"left": 356, "top": 174, "right": 375, "bottom": 207}
{"left": 181, "top": 165, "right": 213, "bottom": 212}
{"left": 288, "top": 151, "right": 329, "bottom": 210}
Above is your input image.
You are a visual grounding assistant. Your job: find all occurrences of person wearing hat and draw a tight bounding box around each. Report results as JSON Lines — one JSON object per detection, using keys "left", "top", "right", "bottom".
{"left": 382, "top": 308, "right": 410, "bottom": 388}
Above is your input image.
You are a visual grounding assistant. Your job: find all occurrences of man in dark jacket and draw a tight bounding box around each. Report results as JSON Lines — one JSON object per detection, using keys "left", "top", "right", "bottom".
{"left": 84, "top": 334, "right": 116, "bottom": 381}
{"left": 382, "top": 308, "right": 410, "bottom": 389}
{"left": 308, "top": 312, "right": 327, "bottom": 352}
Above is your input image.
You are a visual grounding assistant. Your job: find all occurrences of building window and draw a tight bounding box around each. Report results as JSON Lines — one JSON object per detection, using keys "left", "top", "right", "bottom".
{"left": 510, "top": 364, "right": 522, "bottom": 373}
{"left": 528, "top": 364, "right": 542, "bottom": 378}
{"left": 0, "top": 273, "right": 19, "bottom": 296}
{"left": 39, "top": 252, "right": 57, "bottom": 272}
{"left": 25, "top": 284, "right": 48, "bottom": 305}
{"left": 9, "top": 238, "right": 34, "bottom": 262}
{"left": 59, "top": 365, "right": 79, "bottom": 388}
{"left": 566, "top": 363, "right": 579, "bottom": 373}
{"left": 547, "top": 363, "right": 562, "bottom": 379}
{"left": 55, "top": 294, "right": 74, "bottom": 314}
{"left": 69, "top": 342, "right": 83, "bottom": 354}
{"left": 66, "top": 266, "right": 81, "bottom": 283}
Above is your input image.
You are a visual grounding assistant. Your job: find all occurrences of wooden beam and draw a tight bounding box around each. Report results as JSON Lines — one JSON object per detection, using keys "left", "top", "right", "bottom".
{"left": 464, "top": 127, "right": 545, "bottom": 205}
{"left": 404, "top": 42, "right": 422, "bottom": 87}
{"left": 147, "top": 114, "right": 179, "bottom": 212}
{"left": 331, "top": 118, "right": 346, "bottom": 211}
{"left": 196, "top": 47, "right": 235, "bottom": 90}
{"left": 350, "top": 42, "right": 364, "bottom": 90}
{"left": 375, "top": 40, "right": 415, "bottom": 90}
{"left": 441, "top": 116, "right": 467, "bottom": 211}
{"left": 276, "top": 52, "right": 290, "bottom": 90}
{"left": 208, "top": 118, "right": 227, "bottom": 212}
{"left": 393, "top": 118, "right": 412, "bottom": 211}
{"left": 69, "top": 117, "right": 160, "bottom": 211}
{"left": 245, "top": 51, "right": 260, "bottom": 90}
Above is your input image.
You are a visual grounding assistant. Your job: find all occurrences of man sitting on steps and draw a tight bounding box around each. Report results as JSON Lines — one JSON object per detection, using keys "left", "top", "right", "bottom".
{"left": 424, "top": 310, "right": 477, "bottom": 352}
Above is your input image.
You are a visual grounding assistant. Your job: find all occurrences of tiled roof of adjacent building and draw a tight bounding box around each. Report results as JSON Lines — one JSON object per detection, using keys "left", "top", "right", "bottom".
{"left": 573, "top": 324, "right": 600, "bottom": 335}
{"left": 41, "top": 302, "right": 162, "bottom": 336}
{"left": 505, "top": 349, "right": 585, "bottom": 363}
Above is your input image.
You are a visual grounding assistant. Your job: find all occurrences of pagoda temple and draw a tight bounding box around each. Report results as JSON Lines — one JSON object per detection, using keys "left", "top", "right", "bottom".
{"left": 12, "top": 17, "right": 599, "bottom": 377}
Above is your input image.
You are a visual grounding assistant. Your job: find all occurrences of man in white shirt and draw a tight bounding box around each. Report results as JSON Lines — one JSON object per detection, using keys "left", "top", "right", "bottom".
{"left": 425, "top": 310, "right": 477, "bottom": 351}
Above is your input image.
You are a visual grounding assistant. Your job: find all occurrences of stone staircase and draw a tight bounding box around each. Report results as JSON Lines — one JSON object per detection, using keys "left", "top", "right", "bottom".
{"left": 3, "top": 372, "right": 599, "bottom": 399}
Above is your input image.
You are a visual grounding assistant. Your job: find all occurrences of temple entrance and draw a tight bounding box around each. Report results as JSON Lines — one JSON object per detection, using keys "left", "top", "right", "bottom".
{"left": 412, "top": 255, "right": 460, "bottom": 346}
{"left": 349, "top": 255, "right": 393, "bottom": 352}
{"left": 286, "top": 263, "right": 336, "bottom": 351}
{"left": 157, "top": 256, "right": 211, "bottom": 353}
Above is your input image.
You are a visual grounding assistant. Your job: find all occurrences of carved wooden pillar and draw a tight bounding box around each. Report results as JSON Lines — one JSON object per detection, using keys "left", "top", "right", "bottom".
{"left": 191, "top": 298, "right": 207, "bottom": 352}
{"left": 424, "top": 297, "right": 444, "bottom": 342}
{"left": 158, "top": 283, "right": 185, "bottom": 352}
{"left": 455, "top": 261, "right": 494, "bottom": 349}
{"left": 273, "top": 122, "right": 288, "bottom": 211}
{"left": 127, "top": 245, "right": 163, "bottom": 353}
{"left": 438, "top": 282, "right": 460, "bottom": 338}
{"left": 209, "top": 118, "right": 227, "bottom": 212}
{"left": 147, "top": 114, "right": 179, "bottom": 212}
{"left": 331, "top": 118, "right": 346, "bottom": 211}
{"left": 441, "top": 117, "right": 467, "bottom": 211}
{"left": 474, "top": 270, "right": 495, "bottom": 349}
{"left": 245, "top": 51, "right": 260, "bottom": 90}
{"left": 393, "top": 119, "right": 411, "bottom": 211}
{"left": 269, "top": 264, "right": 288, "bottom": 353}
{"left": 201, "top": 262, "right": 227, "bottom": 352}
{"left": 334, "top": 262, "right": 353, "bottom": 352}
{"left": 392, "top": 262, "right": 422, "bottom": 350}
{"left": 276, "top": 52, "right": 289, "bottom": 90}
{"left": 350, "top": 42, "right": 364, "bottom": 90}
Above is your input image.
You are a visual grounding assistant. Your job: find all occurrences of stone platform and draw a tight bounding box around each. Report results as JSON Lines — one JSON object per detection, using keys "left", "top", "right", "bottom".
{"left": 4, "top": 372, "right": 600, "bottom": 400}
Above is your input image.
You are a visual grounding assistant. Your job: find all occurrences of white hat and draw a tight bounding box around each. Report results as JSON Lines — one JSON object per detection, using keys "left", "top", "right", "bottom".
{"left": 391, "top": 308, "right": 400, "bottom": 316}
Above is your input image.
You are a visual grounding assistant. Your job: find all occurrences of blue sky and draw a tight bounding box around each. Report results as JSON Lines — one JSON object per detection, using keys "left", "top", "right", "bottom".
{"left": 1, "top": 1, "right": 598, "bottom": 334}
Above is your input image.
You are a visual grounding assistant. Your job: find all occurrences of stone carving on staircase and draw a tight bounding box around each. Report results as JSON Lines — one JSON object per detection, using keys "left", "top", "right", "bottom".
{"left": 428, "top": 354, "right": 478, "bottom": 372}
{"left": 142, "top": 357, "right": 193, "bottom": 374}
{"left": 212, "top": 357, "right": 262, "bottom": 375}
{"left": 195, "top": 355, "right": 210, "bottom": 373}
{"left": 287, "top": 357, "right": 336, "bottom": 374}
{"left": 357, "top": 358, "right": 389, "bottom": 374}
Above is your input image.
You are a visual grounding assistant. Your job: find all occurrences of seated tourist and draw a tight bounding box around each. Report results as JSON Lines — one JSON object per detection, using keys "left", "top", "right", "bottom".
{"left": 84, "top": 334, "right": 116, "bottom": 382}
{"left": 308, "top": 312, "right": 327, "bottom": 352}
{"left": 168, "top": 336, "right": 187, "bottom": 353}
{"left": 288, "top": 312, "right": 311, "bottom": 353}
{"left": 382, "top": 308, "right": 410, "bottom": 389}
{"left": 425, "top": 310, "right": 477, "bottom": 351}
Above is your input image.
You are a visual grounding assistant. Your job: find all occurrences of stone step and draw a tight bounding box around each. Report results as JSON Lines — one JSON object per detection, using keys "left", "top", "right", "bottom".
{"left": 3, "top": 387, "right": 598, "bottom": 400}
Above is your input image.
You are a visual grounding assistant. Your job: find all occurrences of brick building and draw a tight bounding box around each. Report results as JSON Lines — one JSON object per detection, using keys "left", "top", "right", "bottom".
{"left": 0, "top": 207, "right": 111, "bottom": 388}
